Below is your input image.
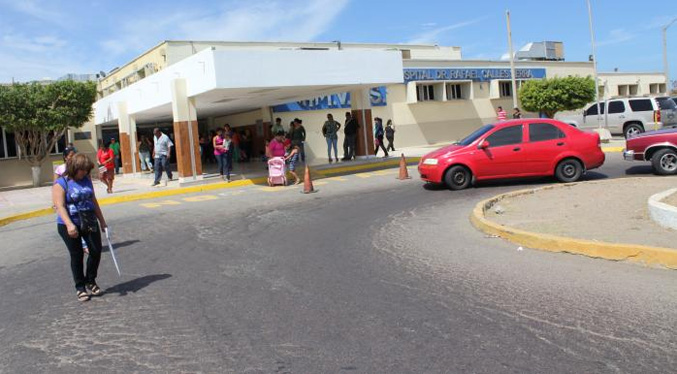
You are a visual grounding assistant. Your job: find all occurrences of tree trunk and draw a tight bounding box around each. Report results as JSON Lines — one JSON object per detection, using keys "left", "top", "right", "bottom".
{"left": 31, "top": 165, "right": 42, "bottom": 187}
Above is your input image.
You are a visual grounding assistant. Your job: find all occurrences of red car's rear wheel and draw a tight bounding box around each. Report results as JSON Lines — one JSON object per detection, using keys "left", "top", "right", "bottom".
{"left": 555, "top": 158, "right": 583, "bottom": 183}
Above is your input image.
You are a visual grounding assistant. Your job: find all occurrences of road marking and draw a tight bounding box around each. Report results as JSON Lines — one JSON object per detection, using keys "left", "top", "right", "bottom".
{"left": 355, "top": 173, "right": 374, "bottom": 178}
{"left": 312, "top": 181, "right": 328, "bottom": 186}
{"left": 373, "top": 169, "right": 397, "bottom": 176}
{"left": 183, "top": 195, "right": 219, "bottom": 202}
{"left": 140, "top": 200, "right": 181, "bottom": 208}
{"left": 326, "top": 176, "right": 348, "bottom": 182}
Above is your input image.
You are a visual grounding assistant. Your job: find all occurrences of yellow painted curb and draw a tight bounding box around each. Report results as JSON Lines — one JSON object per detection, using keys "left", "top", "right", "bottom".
{"left": 602, "top": 146, "right": 624, "bottom": 153}
{"left": 470, "top": 184, "right": 677, "bottom": 269}
{"left": 0, "top": 157, "right": 420, "bottom": 227}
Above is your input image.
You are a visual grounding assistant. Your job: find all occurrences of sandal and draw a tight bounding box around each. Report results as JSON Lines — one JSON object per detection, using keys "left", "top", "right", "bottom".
{"left": 86, "top": 283, "right": 103, "bottom": 297}
{"left": 77, "top": 290, "right": 90, "bottom": 302}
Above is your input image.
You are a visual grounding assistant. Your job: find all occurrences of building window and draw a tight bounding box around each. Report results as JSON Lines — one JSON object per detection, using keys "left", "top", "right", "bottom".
{"left": 0, "top": 127, "right": 18, "bottom": 159}
{"left": 446, "top": 83, "right": 463, "bottom": 100}
{"left": 628, "top": 84, "right": 638, "bottom": 95}
{"left": 499, "top": 81, "right": 512, "bottom": 97}
{"left": 416, "top": 84, "right": 435, "bottom": 101}
{"left": 0, "top": 127, "right": 65, "bottom": 160}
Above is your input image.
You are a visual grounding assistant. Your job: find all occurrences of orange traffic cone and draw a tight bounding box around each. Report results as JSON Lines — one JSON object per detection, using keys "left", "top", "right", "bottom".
{"left": 397, "top": 153, "right": 411, "bottom": 180}
{"left": 302, "top": 165, "right": 317, "bottom": 194}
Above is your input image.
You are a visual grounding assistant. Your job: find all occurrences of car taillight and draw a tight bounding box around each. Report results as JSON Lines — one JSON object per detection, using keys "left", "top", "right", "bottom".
{"left": 655, "top": 109, "right": 661, "bottom": 123}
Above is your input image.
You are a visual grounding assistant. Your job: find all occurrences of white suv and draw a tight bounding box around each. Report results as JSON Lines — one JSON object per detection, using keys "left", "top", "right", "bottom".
{"left": 557, "top": 97, "right": 663, "bottom": 138}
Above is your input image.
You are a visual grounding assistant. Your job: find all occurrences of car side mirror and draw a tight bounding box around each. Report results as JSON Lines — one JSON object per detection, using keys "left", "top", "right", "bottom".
{"left": 477, "top": 140, "right": 490, "bottom": 150}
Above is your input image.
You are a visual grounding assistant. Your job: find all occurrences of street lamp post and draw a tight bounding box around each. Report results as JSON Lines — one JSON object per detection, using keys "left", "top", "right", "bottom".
{"left": 662, "top": 17, "right": 677, "bottom": 94}
{"left": 586, "top": 0, "right": 602, "bottom": 129}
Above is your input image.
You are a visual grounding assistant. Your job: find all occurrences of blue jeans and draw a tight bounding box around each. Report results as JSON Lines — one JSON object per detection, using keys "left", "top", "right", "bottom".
{"left": 216, "top": 153, "right": 231, "bottom": 179}
{"left": 153, "top": 155, "right": 172, "bottom": 184}
{"left": 326, "top": 137, "right": 338, "bottom": 160}
{"left": 139, "top": 151, "right": 152, "bottom": 171}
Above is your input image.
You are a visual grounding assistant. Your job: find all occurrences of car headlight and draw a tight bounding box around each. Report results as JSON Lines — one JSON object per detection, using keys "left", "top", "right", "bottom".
{"left": 423, "top": 158, "right": 439, "bottom": 165}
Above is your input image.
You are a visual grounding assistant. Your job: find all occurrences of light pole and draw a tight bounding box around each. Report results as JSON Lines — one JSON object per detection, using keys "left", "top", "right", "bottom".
{"left": 506, "top": 10, "right": 518, "bottom": 110}
{"left": 662, "top": 17, "right": 677, "bottom": 93}
{"left": 586, "top": 0, "right": 602, "bottom": 129}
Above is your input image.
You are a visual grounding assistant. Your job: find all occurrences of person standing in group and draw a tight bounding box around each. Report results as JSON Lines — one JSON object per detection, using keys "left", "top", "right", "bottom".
{"left": 213, "top": 129, "right": 230, "bottom": 181}
{"left": 497, "top": 106, "right": 507, "bottom": 122}
{"left": 55, "top": 147, "right": 90, "bottom": 255}
{"left": 52, "top": 153, "right": 107, "bottom": 302}
{"left": 513, "top": 107, "right": 522, "bottom": 119}
{"left": 223, "top": 125, "right": 234, "bottom": 177}
{"left": 373, "top": 117, "right": 389, "bottom": 158}
{"left": 291, "top": 118, "right": 306, "bottom": 163}
{"left": 96, "top": 142, "right": 115, "bottom": 193}
{"left": 322, "top": 113, "right": 341, "bottom": 163}
{"left": 138, "top": 135, "right": 153, "bottom": 173}
{"left": 385, "top": 119, "right": 396, "bottom": 152}
{"left": 152, "top": 128, "right": 173, "bottom": 187}
{"left": 109, "top": 138, "right": 121, "bottom": 174}
{"left": 271, "top": 117, "right": 285, "bottom": 137}
{"left": 342, "top": 112, "right": 359, "bottom": 161}
{"left": 231, "top": 129, "right": 241, "bottom": 163}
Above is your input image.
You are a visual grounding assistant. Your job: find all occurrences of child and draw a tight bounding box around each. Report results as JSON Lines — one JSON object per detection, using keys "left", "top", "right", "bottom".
{"left": 285, "top": 145, "right": 301, "bottom": 185}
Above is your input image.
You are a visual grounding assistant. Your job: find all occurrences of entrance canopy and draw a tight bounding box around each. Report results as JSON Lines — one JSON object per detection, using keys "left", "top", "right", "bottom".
{"left": 94, "top": 48, "right": 405, "bottom": 125}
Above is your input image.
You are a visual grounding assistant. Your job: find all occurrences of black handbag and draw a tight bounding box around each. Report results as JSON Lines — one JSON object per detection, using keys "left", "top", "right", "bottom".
{"left": 62, "top": 177, "right": 99, "bottom": 233}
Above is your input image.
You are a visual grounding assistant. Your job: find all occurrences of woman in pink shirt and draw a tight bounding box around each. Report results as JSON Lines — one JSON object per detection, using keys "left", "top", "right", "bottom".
{"left": 268, "top": 134, "right": 286, "bottom": 158}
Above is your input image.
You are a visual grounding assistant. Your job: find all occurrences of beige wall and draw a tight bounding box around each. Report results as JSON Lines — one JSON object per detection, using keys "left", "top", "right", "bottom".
{"left": 0, "top": 154, "right": 95, "bottom": 188}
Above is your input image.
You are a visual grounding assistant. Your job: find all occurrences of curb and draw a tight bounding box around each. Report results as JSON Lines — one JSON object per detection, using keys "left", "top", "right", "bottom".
{"left": 0, "top": 157, "right": 420, "bottom": 227}
{"left": 648, "top": 188, "right": 677, "bottom": 230}
{"left": 469, "top": 183, "right": 677, "bottom": 270}
{"left": 602, "top": 146, "right": 624, "bottom": 153}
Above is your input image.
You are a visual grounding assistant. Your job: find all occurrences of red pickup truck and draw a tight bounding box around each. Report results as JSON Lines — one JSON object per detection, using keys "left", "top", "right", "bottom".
{"left": 623, "top": 128, "right": 677, "bottom": 175}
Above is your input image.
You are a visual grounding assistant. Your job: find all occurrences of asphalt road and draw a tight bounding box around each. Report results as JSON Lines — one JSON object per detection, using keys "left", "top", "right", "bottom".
{"left": 0, "top": 155, "right": 676, "bottom": 373}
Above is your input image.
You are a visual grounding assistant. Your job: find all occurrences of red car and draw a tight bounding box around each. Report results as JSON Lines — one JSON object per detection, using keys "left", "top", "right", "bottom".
{"left": 623, "top": 128, "right": 677, "bottom": 175}
{"left": 418, "top": 119, "right": 605, "bottom": 190}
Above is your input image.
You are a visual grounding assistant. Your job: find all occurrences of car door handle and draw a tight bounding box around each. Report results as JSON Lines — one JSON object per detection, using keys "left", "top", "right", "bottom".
{"left": 513, "top": 147, "right": 521, "bottom": 151}
{"left": 557, "top": 142, "right": 565, "bottom": 146}
{"left": 619, "top": 115, "right": 625, "bottom": 119}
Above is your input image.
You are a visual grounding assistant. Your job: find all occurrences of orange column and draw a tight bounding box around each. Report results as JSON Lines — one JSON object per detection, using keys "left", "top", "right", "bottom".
{"left": 171, "top": 79, "right": 203, "bottom": 182}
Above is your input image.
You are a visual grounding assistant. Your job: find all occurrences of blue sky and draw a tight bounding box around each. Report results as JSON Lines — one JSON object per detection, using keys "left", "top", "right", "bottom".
{"left": 1, "top": 0, "right": 676, "bottom": 87}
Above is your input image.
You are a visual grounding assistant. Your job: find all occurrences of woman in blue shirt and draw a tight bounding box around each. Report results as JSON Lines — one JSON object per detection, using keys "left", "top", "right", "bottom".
{"left": 52, "top": 153, "right": 108, "bottom": 302}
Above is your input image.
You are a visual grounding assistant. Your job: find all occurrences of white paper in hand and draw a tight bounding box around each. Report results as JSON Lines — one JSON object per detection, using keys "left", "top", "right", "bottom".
{"left": 105, "top": 228, "right": 122, "bottom": 277}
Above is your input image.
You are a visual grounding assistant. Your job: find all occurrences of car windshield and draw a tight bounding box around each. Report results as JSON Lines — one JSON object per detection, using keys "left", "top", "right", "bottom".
{"left": 456, "top": 124, "right": 495, "bottom": 146}
{"left": 658, "top": 97, "right": 677, "bottom": 110}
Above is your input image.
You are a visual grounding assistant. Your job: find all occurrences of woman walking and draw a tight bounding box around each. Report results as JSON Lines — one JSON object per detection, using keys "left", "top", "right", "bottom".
{"left": 55, "top": 147, "right": 90, "bottom": 255}
{"left": 53, "top": 153, "right": 107, "bottom": 302}
{"left": 373, "top": 117, "right": 389, "bottom": 158}
{"left": 138, "top": 135, "right": 153, "bottom": 173}
{"left": 385, "top": 119, "right": 396, "bottom": 152}
{"left": 97, "top": 142, "right": 115, "bottom": 193}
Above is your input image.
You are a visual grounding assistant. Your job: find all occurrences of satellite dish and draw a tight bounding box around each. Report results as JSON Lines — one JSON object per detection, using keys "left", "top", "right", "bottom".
{"left": 99, "top": 71, "right": 107, "bottom": 78}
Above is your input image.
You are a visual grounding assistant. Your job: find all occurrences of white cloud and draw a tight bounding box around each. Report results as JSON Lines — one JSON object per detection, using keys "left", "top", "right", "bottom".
{"left": 0, "top": 0, "right": 70, "bottom": 28}
{"left": 597, "top": 28, "right": 635, "bottom": 47}
{"left": 406, "top": 17, "right": 486, "bottom": 44}
{"left": 101, "top": 0, "right": 351, "bottom": 56}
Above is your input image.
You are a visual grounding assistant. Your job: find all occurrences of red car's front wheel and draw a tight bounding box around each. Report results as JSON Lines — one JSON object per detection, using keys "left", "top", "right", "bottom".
{"left": 444, "top": 165, "right": 471, "bottom": 190}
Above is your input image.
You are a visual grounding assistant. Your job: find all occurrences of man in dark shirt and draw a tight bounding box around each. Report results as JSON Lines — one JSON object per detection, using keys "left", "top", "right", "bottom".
{"left": 291, "top": 118, "right": 307, "bottom": 162}
{"left": 342, "top": 112, "right": 359, "bottom": 161}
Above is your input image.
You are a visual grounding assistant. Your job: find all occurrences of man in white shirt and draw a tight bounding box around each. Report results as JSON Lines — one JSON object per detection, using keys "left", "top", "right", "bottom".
{"left": 152, "top": 128, "right": 174, "bottom": 186}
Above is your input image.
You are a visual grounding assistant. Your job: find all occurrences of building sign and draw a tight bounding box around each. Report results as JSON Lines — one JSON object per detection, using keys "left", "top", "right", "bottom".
{"left": 403, "top": 68, "right": 546, "bottom": 83}
{"left": 370, "top": 86, "right": 387, "bottom": 107}
{"left": 272, "top": 87, "right": 387, "bottom": 112}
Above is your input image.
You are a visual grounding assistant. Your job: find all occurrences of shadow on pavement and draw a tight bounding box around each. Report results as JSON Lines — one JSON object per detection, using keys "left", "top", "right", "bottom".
{"left": 105, "top": 274, "right": 172, "bottom": 296}
{"left": 103, "top": 239, "right": 140, "bottom": 253}
{"left": 625, "top": 165, "right": 655, "bottom": 175}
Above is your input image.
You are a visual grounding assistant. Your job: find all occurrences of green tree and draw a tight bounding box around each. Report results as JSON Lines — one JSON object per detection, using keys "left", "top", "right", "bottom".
{"left": 0, "top": 80, "right": 96, "bottom": 187}
{"left": 518, "top": 76, "right": 596, "bottom": 118}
